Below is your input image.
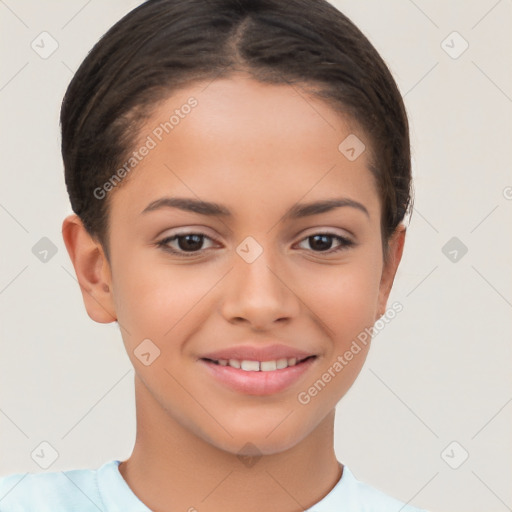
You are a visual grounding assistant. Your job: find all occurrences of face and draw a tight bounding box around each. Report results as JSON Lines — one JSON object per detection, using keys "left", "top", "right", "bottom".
{"left": 67, "top": 74, "right": 404, "bottom": 456}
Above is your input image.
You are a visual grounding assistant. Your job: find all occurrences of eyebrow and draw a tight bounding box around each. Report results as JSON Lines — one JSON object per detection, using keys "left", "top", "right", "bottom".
{"left": 141, "top": 196, "right": 370, "bottom": 219}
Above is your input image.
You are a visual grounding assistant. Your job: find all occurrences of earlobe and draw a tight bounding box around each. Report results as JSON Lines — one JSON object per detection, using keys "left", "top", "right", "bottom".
{"left": 376, "top": 224, "right": 406, "bottom": 319}
{"left": 61, "top": 214, "right": 117, "bottom": 324}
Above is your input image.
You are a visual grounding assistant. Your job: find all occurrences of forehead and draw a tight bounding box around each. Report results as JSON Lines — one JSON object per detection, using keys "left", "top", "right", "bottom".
{"left": 109, "top": 75, "right": 380, "bottom": 224}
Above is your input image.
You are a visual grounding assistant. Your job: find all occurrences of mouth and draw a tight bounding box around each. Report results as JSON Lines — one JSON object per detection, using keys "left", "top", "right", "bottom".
{"left": 201, "top": 355, "right": 316, "bottom": 371}
{"left": 199, "top": 355, "right": 318, "bottom": 395}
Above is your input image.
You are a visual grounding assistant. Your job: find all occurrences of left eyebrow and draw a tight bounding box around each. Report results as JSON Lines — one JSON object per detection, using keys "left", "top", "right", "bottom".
{"left": 282, "top": 197, "right": 370, "bottom": 220}
{"left": 140, "top": 196, "right": 370, "bottom": 219}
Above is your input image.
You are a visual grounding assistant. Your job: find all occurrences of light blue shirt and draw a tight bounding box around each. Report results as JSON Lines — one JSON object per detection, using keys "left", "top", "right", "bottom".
{"left": 0, "top": 460, "right": 428, "bottom": 511}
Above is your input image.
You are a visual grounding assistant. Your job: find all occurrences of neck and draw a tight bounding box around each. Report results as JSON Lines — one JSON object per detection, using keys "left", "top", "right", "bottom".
{"left": 118, "top": 375, "right": 342, "bottom": 512}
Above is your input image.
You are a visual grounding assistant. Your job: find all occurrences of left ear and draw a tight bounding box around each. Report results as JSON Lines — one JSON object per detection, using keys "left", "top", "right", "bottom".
{"left": 376, "top": 223, "right": 406, "bottom": 320}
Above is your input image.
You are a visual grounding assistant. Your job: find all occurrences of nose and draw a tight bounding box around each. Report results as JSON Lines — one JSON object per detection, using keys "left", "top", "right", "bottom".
{"left": 220, "top": 246, "right": 300, "bottom": 331}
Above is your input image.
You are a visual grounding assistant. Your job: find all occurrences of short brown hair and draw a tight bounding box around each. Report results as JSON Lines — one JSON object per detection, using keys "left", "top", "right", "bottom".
{"left": 61, "top": 0, "right": 413, "bottom": 264}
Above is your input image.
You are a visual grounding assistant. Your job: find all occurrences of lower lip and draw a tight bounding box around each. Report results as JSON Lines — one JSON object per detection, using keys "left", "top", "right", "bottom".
{"left": 200, "top": 357, "right": 317, "bottom": 396}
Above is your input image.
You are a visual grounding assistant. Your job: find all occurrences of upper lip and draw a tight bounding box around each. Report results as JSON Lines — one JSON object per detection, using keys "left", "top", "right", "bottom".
{"left": 200, "top": 343, "right": 316, "bottom": 362}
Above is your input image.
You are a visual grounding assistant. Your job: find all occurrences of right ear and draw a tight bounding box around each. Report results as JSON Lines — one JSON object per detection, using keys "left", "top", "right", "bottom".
{"left": 61, "top": 214, "right": 117, "bottom": 324}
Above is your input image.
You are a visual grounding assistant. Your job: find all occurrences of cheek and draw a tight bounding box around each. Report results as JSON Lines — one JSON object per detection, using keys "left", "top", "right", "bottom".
{"left": 301, "top": 258, "right": 382, "bottom": 339}
{"left": 112, "top": 255, "right": 221, "bottom": 340}
{"left": 297, "top": 264, "right": 380, "bottom": 405}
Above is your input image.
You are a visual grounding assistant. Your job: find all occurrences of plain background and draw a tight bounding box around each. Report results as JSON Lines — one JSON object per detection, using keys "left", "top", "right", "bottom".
{"left": 0, "top": 1, "right": 511, "bottom": 511}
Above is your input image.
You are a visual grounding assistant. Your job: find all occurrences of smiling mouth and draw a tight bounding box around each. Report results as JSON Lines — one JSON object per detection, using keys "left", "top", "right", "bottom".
{"left": 201, "top": 355, "right": 316, "bottom": 372}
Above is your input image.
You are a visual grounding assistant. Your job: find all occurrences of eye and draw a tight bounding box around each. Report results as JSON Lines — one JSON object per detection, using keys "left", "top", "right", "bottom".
{"left": 296, "top": 233, "right": 355, "bottom": 254}
{"left": 156, "top": 231, "right": 355, "bottom": 258}
{"left": 156, "top": 232, "right": 217, "bottom": 257}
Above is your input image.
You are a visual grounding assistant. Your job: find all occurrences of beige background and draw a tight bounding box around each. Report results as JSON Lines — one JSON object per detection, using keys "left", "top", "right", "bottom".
{"left": 1, "top": 1, "right": 511, "bottom": 511}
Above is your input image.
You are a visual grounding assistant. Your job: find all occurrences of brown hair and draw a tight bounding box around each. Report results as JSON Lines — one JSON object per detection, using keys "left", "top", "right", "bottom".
{"left": 61, "top": 0, "right": 413, "bottom": 264}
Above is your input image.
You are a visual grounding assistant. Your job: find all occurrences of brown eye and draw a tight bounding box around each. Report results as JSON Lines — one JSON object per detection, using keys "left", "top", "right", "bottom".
{"left": 157, "top": 232, "right": 216, "bottom": 256}
{"left": 175, "top": 234, "right": 204, "bottom": 251}
{"left": 297, "top": 233, "right": 354, "bottom": 253}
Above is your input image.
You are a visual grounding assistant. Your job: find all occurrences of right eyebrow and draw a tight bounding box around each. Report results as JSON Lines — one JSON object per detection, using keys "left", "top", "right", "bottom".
{"left": 141, "top": 197, "right": 230, "bottom": 217}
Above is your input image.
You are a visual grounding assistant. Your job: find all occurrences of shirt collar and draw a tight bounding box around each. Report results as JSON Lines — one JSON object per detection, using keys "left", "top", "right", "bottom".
{"left": 99, "top": 460, "right": 360, "bottom": 511}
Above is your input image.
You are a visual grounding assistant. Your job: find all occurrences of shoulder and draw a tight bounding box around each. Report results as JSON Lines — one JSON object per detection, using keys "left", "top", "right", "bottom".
{"left": 309, "top": 465, "right": 429, "bottom": 512}
{"left": 0, "top": 463, "right": 105, "bottom": 512}
{"left": 345, "top": 466, "right": 429, "bottom": 511}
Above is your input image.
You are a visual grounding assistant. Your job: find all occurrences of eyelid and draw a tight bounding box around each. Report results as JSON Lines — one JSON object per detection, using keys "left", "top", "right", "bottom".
{"left": 156, "top": 225, "right": 218, "bottom": 239}
{"left": 296, "top": 226, "right": 354, "bottom": 242}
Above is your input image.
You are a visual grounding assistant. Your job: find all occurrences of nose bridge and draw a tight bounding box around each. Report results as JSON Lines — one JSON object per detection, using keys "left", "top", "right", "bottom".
{"left": 220, "top": 236, "right": 299, "bottom": 327}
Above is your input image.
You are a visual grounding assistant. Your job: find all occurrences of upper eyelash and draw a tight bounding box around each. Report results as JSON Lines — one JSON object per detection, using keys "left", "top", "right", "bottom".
{"left": 156, "top": 232, "right": 354, "bottom": 257}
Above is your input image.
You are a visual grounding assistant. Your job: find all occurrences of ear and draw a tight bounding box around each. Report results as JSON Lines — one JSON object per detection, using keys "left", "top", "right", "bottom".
{"left": 61, "top": 214, "right": 117, "bottom": 324}
{"left": 376, "top": 223, "right": 406, "bottom": 320}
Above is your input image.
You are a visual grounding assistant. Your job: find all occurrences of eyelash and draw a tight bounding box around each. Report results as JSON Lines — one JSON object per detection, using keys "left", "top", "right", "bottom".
{"left": 156, "top": 232, "right": 355, "bottom": 258}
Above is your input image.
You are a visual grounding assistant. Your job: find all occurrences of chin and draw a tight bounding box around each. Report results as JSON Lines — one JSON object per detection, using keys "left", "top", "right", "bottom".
{"left": 211, "top": 431, "right": 304, "bottom": 458}
{"left": 194, "top": 413, "right": 321, "bottom": 458}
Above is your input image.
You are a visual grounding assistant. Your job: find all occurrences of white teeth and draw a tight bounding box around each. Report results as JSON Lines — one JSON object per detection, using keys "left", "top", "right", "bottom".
{"left": 241, "top": 360, "right": 260, "bottom": 371}
{"left": 260, "top": 360, "right": 277, "bottom": 372}
{"left": 276, "top": 358, "right": 288, "bottom": 369}
{"left": 221, "top": 358, "right": 303, "bottom": 371}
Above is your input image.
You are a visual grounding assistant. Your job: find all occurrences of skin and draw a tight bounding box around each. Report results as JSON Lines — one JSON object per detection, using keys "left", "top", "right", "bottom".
{"left": 62, "top": 73, "right": 406, "bottom": 512}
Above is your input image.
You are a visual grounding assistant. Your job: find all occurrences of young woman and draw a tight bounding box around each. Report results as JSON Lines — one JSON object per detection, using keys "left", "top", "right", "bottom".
{"left": 0, "top": 0, "right": 428, "bottom": 510}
